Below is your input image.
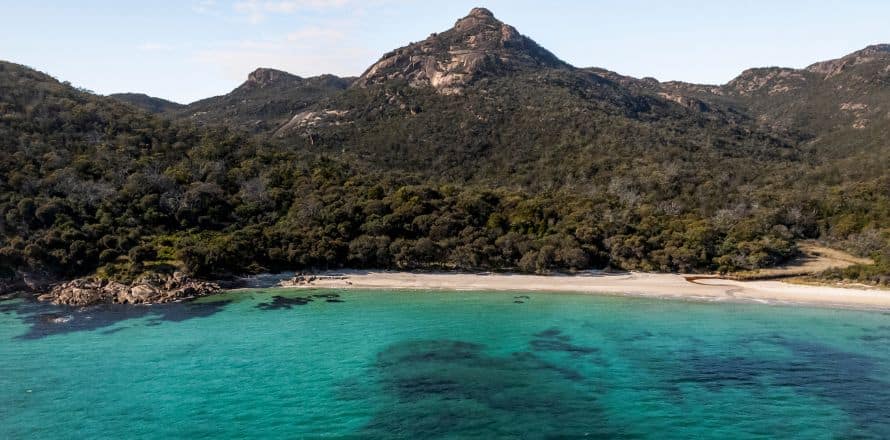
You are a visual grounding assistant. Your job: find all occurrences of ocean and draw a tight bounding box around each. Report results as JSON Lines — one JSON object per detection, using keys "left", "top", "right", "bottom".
{"left": 2, "top": 288, "right": 890, "bottom": 439}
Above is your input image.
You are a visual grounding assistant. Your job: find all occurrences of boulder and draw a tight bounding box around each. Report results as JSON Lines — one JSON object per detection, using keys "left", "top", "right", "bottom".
{"left": 39, "top": 274, "right": 221, "bottom": 306}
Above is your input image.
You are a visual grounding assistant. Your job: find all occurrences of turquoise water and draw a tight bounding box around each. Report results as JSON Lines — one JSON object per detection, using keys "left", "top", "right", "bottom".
{"left": 2, "top": 289, "right": 890, "bottom": 439}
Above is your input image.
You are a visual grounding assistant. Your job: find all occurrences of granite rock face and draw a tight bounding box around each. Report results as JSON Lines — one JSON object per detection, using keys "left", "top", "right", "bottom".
{"left": 356, "top": 7, "right": 568, "bottom": 94}
{"left": 38, "top": 273, "right": 221, "bottom": 306}
{"left": 244, "top": 68, "right": 294, "bottom": 89}
{"left": 806, "top": 44, "right": 890, "bottom": 79}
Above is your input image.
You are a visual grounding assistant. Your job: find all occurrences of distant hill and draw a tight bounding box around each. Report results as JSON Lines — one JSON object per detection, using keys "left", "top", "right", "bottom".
{"left": 726, "top": 44, "right": 890, "bottom": 134}
{"left": 175, "top": 68, "right": 352, "bottom": 133}
{"left": 654, "top": 44, "right": 890, "bottom": 189}
{"left": 109, "top": 93, "right": 184, "bottom": 113}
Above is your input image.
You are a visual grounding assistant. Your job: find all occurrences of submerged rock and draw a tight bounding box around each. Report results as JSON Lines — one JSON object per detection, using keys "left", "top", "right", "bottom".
{"left": 256, "top": 295, "right": 314, "bottom": 310}
{"left": 38, "top": 273, "right": 221, "bottom": 306}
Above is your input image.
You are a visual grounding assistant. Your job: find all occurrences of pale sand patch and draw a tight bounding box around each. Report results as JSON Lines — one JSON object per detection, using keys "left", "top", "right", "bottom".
{"left": 729, "top": 241, "right": 873, "bottom": 280}
{"left": 281, "top": 270, "right": 890, "bottom": 311}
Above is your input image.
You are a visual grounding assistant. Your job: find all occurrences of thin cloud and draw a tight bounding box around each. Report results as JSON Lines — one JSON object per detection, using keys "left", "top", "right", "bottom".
{"left": 233, "top": 0, "right": 352, "bottom": 23}
{"left": 193, "top": 0, "right": 217, "bottom": 14}
{"left": 138, "top": 43, "right": 171, "bottom": 52}
{"left": 193, "top": 25, "right": 375, "bottom": 81}
{"left": 287, "top": 26, "right": 346, "bottom": 42}
{"left": 194, "top": 44, "right": 374, "bottom": 80}
{"left": 265, "top": 0, "right": 350, "bottom": 12}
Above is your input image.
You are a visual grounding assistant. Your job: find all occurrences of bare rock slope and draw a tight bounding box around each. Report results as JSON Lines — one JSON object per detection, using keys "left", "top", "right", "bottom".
{"left": 355, "top": 8, "right": 569, "bottom": 94}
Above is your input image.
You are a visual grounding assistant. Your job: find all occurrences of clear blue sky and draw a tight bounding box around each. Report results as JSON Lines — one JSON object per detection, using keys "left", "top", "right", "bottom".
{"left": 2, "top": 0, "right": 888, "bottom": 103}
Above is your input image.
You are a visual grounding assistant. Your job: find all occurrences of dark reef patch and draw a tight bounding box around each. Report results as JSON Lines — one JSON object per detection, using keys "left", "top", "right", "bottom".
{"left": 311, "top": 293, "right": 342, "bottom": 299}
{"left": 530, "top": 339, "right": 599, "bottom": 356}
{"left": 858, "top": 326, "right": 890, "bottom": 343}
{"left": 533, "top": 328, "right": 563, "bottom": 338}
{"left": 676, "top": 336, "right": 890, "bottom": 437}
{"left": 0, "top": 299, "right": 23, "bottom": 314}
{"left": 256, "top": 292, "right": 348, "bottom": 308}
{"left": 8, "top": 298, "right": 231, "bottom": 340}
{"left": 860, "top": 334, "right": 890, "bottom": 342}
{"left": 622, "top": 331, "right": 655, "bottom": 342}
{"left": 357, "top": 339, "right": 625, "bottom": 438}
{"left": 38, "top": 312, "right": 72, "bottom": 324}
{"left": 530, "top": 328, "right": 599, "bottom": 357}
{"left": 150, "top": 301, "right": 230, "bottom": 323}
{"left": 100, "top": 327, "right": 128, "bottom": 335}
{"left": 256, "top": 296, "right": 314, "bottom": 310}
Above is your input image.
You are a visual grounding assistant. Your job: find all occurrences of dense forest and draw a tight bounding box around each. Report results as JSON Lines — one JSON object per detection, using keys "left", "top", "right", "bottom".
{"left": 0, "top": 9, "right": 888, "bottom": 288}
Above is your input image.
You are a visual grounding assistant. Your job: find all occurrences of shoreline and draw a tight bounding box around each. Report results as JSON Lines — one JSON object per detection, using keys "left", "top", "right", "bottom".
{"left": 266, "top": 270, "right": 890, "bottom": 311}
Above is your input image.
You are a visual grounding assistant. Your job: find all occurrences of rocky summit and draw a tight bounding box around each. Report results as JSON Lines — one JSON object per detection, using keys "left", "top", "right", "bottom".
{"left": 355, "top": 7, "right": 568, "bottom": 94}
{"left": 241, "top": 68, "right": 301, "bottom": 90}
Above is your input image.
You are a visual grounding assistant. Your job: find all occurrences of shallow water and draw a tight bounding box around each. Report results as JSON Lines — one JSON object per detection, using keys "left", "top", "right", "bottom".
{"left": 2, "top": 289, "right": 890, "bottom": 439}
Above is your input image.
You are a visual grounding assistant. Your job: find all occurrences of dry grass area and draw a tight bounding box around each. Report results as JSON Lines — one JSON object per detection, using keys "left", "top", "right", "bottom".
{"left": 780, "top": 277, "right": 889, "bottom": 291}
{"left": 728, "top": 241, "right": 873, "bottom": 281}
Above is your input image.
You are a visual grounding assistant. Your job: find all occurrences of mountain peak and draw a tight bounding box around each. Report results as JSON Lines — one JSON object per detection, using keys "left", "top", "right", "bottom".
{"left": 861, "top": 44, "right": 890, "bottom": 54}
{"left": 244, "top": 68, "right": 300, "bottom": 89}
{"left": 355, "top": 7, "right": 568, "bottom": 94}
{"left": 455, "top": 7, "right": 499, "bottom": 29}
{"left": 467, "top": 7, "right": 494, "bottom": 18}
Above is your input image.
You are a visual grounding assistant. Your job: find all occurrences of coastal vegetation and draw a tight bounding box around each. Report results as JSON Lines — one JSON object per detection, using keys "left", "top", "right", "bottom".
{"left": 1, "top": 61, "right": 887, "bottom": 288}
{"left": 1, "top": 9, "right": 888, "bottom": 288}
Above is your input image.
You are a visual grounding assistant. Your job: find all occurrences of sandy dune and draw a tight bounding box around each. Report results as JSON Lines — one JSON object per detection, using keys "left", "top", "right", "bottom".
{"left": 279, "top": 270, "right": 890, "bottom": 311}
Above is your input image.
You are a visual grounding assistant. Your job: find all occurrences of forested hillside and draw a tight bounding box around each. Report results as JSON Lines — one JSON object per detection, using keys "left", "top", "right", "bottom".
{"left": 1, "top": 8, "right": 887, "bottom": 288}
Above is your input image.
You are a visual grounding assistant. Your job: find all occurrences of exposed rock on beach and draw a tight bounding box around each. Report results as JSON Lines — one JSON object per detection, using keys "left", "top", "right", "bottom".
{"left": 38, "top": 273, "right": 220, "bottom": 306}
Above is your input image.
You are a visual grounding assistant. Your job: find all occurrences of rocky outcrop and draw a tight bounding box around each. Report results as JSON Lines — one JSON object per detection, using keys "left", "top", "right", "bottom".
{"left": 245, "top": 68, "right": 294, "bottom": 88}
{"left": 278, "top": 273, "right": 349, "bottom": 287}
{"left": 0, "top": 271, "right": 57, "bottom": 298}
{"left": 723, "top": 67, "right": 809, "bottom": 96}
{"left": 238, "top": 69, "right": 352, "bottom": 93}
{"left": 38, "top": 273, "right": 221, "bottom": 306}
{"left": 0, "top": 278, "right": 20, "bottom": 297}
{"left": 806, "top": 44, "right": 890, "bottom": 79}
{"left": 355, "top": 7, "right": 569, "bottom": 94}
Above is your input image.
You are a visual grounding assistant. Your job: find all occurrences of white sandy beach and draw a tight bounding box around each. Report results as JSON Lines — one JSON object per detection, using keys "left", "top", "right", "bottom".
{"left": 279, "top": 270, "right": 890, "bottom": 310}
